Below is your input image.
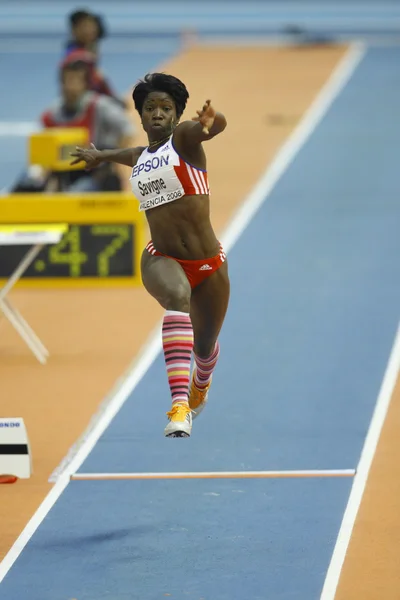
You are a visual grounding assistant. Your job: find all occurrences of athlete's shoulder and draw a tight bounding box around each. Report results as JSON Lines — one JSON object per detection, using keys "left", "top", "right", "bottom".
{"left": 174, "top": 121, "right": 198, "bottom": 134}
{"left": 131, "top": 146, "right": 147, "bottom": 165}
{"left": 172, "top": 121, "right": 202, "bottom": 148}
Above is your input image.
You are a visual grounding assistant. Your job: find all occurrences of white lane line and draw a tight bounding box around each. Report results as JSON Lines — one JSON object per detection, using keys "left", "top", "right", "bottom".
{"left": 320, "top": 323, "right": 400, "bottom": 599}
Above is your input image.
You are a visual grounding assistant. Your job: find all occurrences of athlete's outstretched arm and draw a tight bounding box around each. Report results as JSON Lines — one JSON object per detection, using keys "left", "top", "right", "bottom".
{"left": 70, "top": 144, "right": 144, "bottom": 169}
{"left": 177, "top": 100, "right": 227, "bottom": 145}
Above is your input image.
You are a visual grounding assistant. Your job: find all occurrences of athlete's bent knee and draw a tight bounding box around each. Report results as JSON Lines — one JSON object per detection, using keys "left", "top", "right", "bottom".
{"left": 161, "top": 283, "right": 191, "bottom": 313}
{"left": 194, "top": 339, "right": 218, "bottom": 358}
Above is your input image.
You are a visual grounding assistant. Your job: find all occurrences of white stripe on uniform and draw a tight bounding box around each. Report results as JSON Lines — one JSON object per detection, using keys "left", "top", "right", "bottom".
{"left": 186, "top": 164, "right": 201, "bottom": 194}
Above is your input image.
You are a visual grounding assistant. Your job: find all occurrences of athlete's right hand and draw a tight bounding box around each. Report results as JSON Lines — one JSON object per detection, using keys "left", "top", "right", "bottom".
{"left": 70, "top": 143, "right": 103, "bottom": 169}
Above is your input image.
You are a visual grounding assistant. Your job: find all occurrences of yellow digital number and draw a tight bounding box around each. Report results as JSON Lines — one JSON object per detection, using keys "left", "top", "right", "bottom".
{"left": 90, "top": 225, "right": 131, "bottom": 277}
{"left": 48, "top": 225, "right": 88, "bottom": 277}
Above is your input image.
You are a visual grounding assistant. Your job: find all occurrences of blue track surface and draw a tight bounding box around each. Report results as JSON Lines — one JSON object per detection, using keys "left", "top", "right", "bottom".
{"left": 1, "top": 479, "right": 352, "bottom": 600}
{"left": 1, "top": 45, "right": 400, "bottom": 600}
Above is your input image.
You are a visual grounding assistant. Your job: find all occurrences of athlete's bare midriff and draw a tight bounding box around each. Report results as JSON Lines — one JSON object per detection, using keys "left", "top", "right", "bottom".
{"left": 144, "top": 193, "right": 220, "bottom": 259}
{"left": 129, "top": 136, "right": 220, "bottom": 260}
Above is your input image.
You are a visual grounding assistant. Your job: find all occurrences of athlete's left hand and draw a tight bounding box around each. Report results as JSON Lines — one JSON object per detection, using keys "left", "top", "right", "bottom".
{"left": 192, "top": 99, "right": 216, "bottom": 135}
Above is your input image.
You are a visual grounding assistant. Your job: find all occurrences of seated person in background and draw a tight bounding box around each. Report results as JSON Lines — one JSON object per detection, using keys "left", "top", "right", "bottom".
{"left": 61, "top": 49, "right": 125, "bottom": 107}
{"left": 12, "top": 60, "right": 135, "bottom": 193}
{"left": 65, "top": 9, "right": 106, "bottom": 56}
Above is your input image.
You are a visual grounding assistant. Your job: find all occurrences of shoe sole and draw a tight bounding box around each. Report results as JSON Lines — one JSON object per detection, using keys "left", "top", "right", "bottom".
{"left": 164, "top": 420, "right": 192, "bottom": 437}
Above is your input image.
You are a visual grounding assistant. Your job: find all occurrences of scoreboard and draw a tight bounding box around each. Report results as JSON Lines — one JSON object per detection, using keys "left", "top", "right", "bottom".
{"left": 0, "top": 193, "right": 146, "bottom": 288}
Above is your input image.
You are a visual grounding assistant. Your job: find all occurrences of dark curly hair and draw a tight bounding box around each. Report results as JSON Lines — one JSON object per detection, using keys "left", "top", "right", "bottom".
{"left": 69, "top": 10, "right": 106, "bottom": 40}
{"left": 132, "top": 73, "right": 189, "bottom": 119}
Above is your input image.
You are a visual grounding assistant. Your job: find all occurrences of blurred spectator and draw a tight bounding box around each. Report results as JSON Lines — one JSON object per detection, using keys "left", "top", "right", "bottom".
{"left": 64, "top": 10, "right": 125, "bottom": 107}
{"left": 65, "top": 9, "right": 106, "bottom": 56}
{"left": 61, "top": 49, "right": 125, "bottom": 106}
{"left": 12, "top": 61, "right": 135, "bottom": 193}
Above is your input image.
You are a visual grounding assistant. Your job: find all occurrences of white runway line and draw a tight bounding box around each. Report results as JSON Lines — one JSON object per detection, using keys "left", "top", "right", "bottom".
{"left": 320, "top": 323, "right": 400, "bottom": 600}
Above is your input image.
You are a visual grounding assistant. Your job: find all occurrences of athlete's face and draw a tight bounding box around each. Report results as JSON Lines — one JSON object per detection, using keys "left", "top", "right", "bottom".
{"left": 141, "top": 92, "right": 177, "bottom": 140}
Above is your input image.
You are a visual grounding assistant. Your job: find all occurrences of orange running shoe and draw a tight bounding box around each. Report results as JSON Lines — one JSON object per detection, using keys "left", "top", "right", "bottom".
{"left": 188, "top": 370, "right": 212, "bottom": 419}
{"left": 164, "top": 403, "right": 192, "bottom": 437}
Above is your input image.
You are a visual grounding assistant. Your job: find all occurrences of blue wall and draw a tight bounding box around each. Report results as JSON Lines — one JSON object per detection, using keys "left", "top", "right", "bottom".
{"left": 1, "top": 1, "right": 399, "bottom": 38}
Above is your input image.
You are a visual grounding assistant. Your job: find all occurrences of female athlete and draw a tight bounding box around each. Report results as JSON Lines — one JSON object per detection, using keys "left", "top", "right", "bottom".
{"left": 71, "top": 73, "right": 230, "bottom": 438}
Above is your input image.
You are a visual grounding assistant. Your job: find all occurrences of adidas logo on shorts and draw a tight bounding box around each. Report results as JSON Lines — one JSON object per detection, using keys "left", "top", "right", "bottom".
{"left": 199, "top": 264, "right": 212, "bottom": 271}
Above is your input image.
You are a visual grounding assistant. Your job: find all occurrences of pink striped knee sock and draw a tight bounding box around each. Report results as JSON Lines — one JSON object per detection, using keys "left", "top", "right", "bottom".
{"left": 194, "top": 341, "right": 220, "bottom": 390}
{"left": 162, "top": 310, "right": 194, "bottom": 406}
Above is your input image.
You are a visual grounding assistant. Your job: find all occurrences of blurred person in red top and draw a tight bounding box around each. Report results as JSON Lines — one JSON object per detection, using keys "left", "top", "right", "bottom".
{"left": 12, "top": 60, "right": 134, "bottom": 193}
{"left": 61, "top": 49, "right": 124, "bottom": 106}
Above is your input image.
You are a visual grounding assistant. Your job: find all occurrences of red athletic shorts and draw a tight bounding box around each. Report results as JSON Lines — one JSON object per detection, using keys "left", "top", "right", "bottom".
{"left": 145, "top": 241, "right": 226, "bottom": 289}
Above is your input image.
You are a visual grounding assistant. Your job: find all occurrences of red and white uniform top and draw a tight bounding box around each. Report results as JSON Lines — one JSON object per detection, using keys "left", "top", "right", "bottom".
{"left": 130, "top": 134, "right": 210, "bottom": 212}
